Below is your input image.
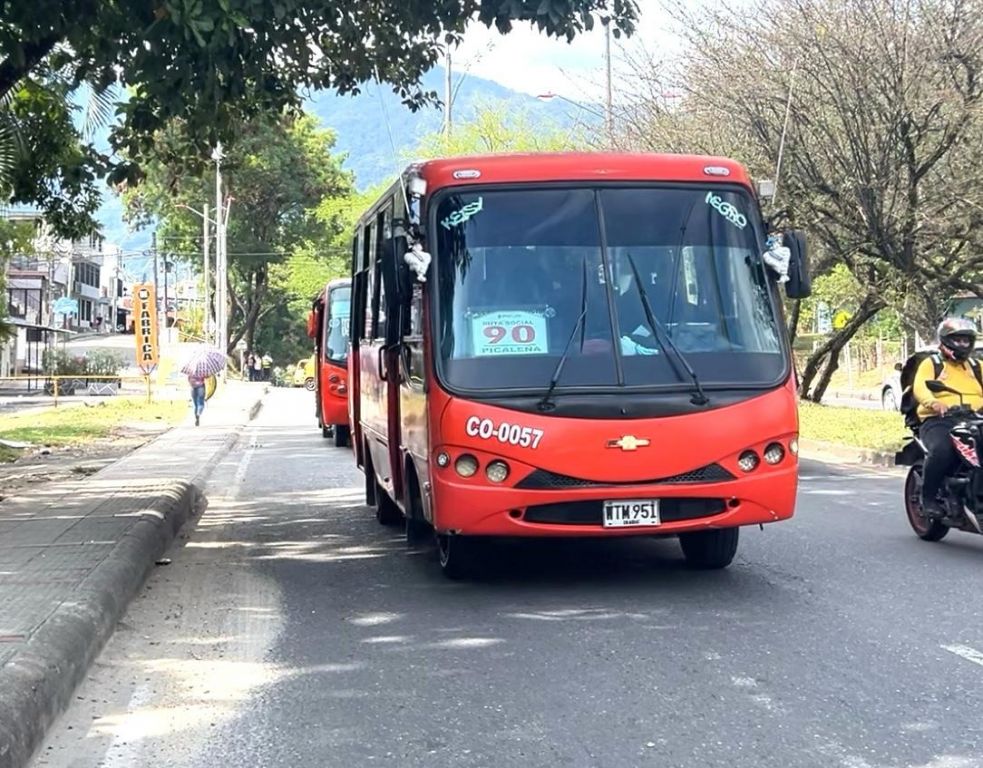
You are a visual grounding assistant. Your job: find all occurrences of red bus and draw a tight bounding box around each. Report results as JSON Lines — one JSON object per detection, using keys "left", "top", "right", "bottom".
{"left": 348, "top": 153, "right": 810, "bottom": 578}
{"left": 307, "top": 277, "right": 352, "bottom": 446}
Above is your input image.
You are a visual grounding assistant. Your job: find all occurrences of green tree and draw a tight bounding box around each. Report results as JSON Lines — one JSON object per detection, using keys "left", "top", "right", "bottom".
{"left": 413, "top": 100, "right": 587, "bottom": 158}
{"left": 1, "top": 1, "right": 637, "bottom": 203}
{"left": 621, "top": 0, "right": 983, "bottom": 401}
{"left": 126, "top": 113, "right": 353, "bottom": 353}
{"left": 0, "top": 78, "right": 107, "bottom": 238}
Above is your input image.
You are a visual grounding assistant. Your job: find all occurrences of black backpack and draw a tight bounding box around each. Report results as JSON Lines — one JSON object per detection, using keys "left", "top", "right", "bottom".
{"left": 898, "top": 351, "right": 983, "bottom": 429}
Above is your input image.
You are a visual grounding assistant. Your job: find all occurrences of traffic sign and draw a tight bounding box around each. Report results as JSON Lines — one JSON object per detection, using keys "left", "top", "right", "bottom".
{"left": 52, "top": 297, "right": 78, "bottom": 315}
{"left": 816, "top": 302, "right": 832, "bottom": 334}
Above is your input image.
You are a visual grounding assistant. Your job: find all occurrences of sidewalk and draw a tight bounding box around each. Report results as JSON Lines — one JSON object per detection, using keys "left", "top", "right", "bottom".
{"left": 799, "top": 438, "right": 898, "bottom": 468}
{"left": 0, "top": 380, "right": 266, "bottom": 768}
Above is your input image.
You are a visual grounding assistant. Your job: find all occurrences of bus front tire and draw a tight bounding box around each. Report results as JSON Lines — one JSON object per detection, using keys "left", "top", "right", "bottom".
{"left": 436, "top": 534, "right": 478, "bottom": 580}
{"left": 678, "top": 527, "right": 739, "bottom": 569}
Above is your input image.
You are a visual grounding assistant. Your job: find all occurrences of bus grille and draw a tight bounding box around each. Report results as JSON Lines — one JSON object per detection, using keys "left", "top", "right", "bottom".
{"left": 522, "top": 498, "right": 727, "bottom": 526}
{"left": 515, "top": 463, "right": 735, "bottom": 490}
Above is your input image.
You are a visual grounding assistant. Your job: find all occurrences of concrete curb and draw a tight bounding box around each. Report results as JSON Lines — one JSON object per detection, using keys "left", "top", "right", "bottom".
{"left": 799, "top": 438, "right": 897, "bottom": 468}
{"left": 0, "top": 389, "right": 265, "bottom": 768}
{"left": 0, "top": 482, "right": 198, "bottom": 768}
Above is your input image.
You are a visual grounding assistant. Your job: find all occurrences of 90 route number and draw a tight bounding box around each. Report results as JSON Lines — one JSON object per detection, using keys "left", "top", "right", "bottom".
{"left": 466, "top": 416, "right": 545, "bottom": 449}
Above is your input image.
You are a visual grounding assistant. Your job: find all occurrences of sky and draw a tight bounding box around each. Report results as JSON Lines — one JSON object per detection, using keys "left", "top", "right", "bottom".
{"left": 452, "top": 0, "right": 678, "bottom": 101}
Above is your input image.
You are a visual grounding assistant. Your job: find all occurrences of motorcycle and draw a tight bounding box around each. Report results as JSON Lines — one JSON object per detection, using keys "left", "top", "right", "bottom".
{"left": 896, "top": 379, "right": 983, "bottom": 541}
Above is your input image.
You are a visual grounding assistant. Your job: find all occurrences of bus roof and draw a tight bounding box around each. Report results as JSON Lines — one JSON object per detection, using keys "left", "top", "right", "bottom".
{"left": 326, "top": 277, "right": 351, "bottom": 291}
{"left": 413, "top": 152, "right": 754, "bottom": 190}
{"left": 312, "top": 277, "right": 352, "bottom": 308}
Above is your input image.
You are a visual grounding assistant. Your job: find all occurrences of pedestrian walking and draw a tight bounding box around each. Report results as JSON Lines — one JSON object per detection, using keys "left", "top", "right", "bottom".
{"left": 246, "top": 352, "right": 256, "bottom": 382}
{"left": 253, "top": 353, "right": 263, "bottom": 382}
{"left": 262, "top": 353, "right": 273, "bottom": 381}
{"left": 188, "top": 372, "right": 206, "bottom": 426}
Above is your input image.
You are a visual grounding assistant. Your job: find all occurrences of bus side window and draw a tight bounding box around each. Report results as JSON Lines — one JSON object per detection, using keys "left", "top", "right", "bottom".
{"left": 373, "top": 204, "right": 393, "bottom": 342}
{"left": 364, "top": 222, "right": 376, "bottom": 341}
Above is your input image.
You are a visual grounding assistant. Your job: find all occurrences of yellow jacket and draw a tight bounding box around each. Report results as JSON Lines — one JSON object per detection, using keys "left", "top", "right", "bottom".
{"left": 913, "top": 355, "right": 983, "bottom": 420}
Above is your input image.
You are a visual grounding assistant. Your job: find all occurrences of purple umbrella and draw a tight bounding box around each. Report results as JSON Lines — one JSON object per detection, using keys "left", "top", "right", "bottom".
{"left": 180, "top": 345, "right": 228, "bottom": 378}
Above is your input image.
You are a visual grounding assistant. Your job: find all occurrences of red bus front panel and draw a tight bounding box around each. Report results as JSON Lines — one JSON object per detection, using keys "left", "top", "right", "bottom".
{"left": 427, "top": 381, "right": 798, "bottom": 537}
{"left": 317, "top": 280, "right": 352, "bottom": 430}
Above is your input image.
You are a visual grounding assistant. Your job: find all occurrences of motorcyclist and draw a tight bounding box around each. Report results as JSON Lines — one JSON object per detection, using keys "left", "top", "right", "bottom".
{"left": 914, "top": 317, "right": 983, "bottom": 518}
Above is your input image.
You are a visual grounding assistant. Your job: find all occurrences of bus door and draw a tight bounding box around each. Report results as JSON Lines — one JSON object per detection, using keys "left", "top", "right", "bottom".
{"left": 359, "top": 204, "right": 404, "bottom": 501}
{"left": 349, "top": 238, "right": 365, "bottom": 466}
{"left": 307, "top": 295, "right": 324, "bottom": 423}
{"left": 379, "top": 205, "right": 408, "bottom": 504}
{"left": 397, "top": 276, "right": 429, "bottom": 517}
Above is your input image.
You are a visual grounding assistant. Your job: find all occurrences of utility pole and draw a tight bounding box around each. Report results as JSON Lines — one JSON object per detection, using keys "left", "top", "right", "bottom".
{"left": 163, "top": 257, "right": 170, "bottom": 344}
{"left": 111, "top": 265, "right": 119, "bottom": 333}
{"left": 151, "top": 231, "right": 160, "bottom": 337}
{"left": 444, "top": 50, "right": 452, "bottom": 142}
{"left": 202, "top": 201, "right": 210, "bottom": 344}
{"left": 64, "top": 255, "right": 74, "bottom": 333}
{"left": 604, "top": 21, "right": 614, "bottom": 148}
{"left": 220, "top": 197, "right": 231, "bottom": 359}
{"left": 212, "top": 143, "right": 224, "bottom": 357}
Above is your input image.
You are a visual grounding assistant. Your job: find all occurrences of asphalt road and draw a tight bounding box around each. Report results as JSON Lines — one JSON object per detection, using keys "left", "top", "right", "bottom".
{"left": 33, "top": 389, "right": 983, "bottom": 768}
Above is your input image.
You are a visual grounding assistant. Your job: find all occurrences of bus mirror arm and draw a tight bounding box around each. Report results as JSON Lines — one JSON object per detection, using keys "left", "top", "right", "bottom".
{"left": 398, "top": 344, "right": 411, "bottom": 383}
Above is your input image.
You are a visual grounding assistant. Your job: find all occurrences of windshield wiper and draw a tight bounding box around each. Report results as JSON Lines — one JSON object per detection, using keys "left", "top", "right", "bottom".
{"left": 538, "top": 258, "right": 589, "bottom": 412}
{"left": 625, "top": 253, "right": 710, "bottom": 406}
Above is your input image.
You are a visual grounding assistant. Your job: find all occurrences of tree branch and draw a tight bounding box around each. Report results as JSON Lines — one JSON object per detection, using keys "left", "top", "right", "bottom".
{"left": 0, "top": 36, "right": 62, "bottom": 100}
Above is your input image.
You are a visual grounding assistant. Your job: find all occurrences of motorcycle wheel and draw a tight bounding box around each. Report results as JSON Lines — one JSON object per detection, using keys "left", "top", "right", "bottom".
{"left": 904, "top": 465, "right": 949, "bottom": 542}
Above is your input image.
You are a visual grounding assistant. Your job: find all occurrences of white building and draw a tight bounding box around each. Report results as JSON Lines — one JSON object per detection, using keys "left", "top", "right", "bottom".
{"left": 2, "top": 208, "right": 126, "bottom": 376}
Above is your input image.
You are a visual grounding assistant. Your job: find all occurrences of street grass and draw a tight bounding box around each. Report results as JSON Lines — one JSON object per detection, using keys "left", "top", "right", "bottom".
{"left": 798, "top": 401, "right": 902, "bottom": 453}
{"left": 0, "top": 397, "right": 187, "bottom": 461}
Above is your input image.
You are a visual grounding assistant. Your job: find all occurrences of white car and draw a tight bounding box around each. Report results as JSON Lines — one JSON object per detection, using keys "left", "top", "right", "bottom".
{"left": 881, "top": 343, "right": 983, "bottom": 411}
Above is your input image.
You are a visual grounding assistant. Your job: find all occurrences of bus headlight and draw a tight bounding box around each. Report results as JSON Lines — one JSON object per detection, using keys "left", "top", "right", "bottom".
{"left": 789, "top": 438, "right": 799, "bottom": 456}
{"left": 763, "top": 443, "right": 785, "bottom": 465}
{"left": 455, "top": 454, "right": 479, "bottom": 478}
{"left": 738, "top": 450, "right": 760, "bottom": 472}
{"left": 486, "top": 460, "right": 510, "bottom": 483}
{"left": 436, "top": 451, "right": 450, "bottom": 468}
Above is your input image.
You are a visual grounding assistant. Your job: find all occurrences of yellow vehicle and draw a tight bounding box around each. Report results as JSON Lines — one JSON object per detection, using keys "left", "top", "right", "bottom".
{"left": 293, "top": 356, "right": 316, "bottom": 390}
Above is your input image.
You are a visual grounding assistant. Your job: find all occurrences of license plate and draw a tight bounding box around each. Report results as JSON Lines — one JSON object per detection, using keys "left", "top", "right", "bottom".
{"left": 602, "top": 499, "right": 661, "bottom": 528}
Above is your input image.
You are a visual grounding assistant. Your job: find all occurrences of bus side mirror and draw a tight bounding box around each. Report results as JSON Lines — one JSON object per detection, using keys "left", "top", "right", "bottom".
{"left": 783, "top": 230, "right": 811, "bottom": 299}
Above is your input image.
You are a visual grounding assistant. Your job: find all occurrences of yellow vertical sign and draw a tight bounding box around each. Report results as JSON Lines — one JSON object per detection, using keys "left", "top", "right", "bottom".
{"left": 133, "top": 283, "right": 159, "bottom": 373}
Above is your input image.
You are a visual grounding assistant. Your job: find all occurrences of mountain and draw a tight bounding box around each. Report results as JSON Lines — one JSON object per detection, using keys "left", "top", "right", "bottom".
{"left": 95, "top": 66, "right": 598, "bottom": 265}
{"left": 305, "top": 66, "right": 590, "bottom": 189}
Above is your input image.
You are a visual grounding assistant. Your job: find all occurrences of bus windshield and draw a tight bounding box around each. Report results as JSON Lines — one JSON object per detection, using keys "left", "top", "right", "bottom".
{"left": 433, "top": 186, "right": 785, "bottom": 394}
{"left": 324, "top": 285, "right": 351, "bottom": 364}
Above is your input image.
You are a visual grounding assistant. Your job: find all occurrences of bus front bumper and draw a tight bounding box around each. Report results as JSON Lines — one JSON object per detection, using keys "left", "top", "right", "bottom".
{"left": 429, "top": 465, "right": 797, "bottom": 537}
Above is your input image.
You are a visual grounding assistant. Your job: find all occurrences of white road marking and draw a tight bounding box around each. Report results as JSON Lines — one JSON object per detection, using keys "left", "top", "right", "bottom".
{"left": 943, "top": 644, "right": 983, "bottom": 668}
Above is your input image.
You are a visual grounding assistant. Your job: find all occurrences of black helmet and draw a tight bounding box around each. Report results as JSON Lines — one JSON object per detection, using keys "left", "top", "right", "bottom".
{"left": 938, "top": 317, "right": 977, "bottom": 361}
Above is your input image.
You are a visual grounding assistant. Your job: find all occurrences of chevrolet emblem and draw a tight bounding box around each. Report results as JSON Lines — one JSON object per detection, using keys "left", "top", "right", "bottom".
{"left": 607, "top": 435, "right": 651, "bottom": 451}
